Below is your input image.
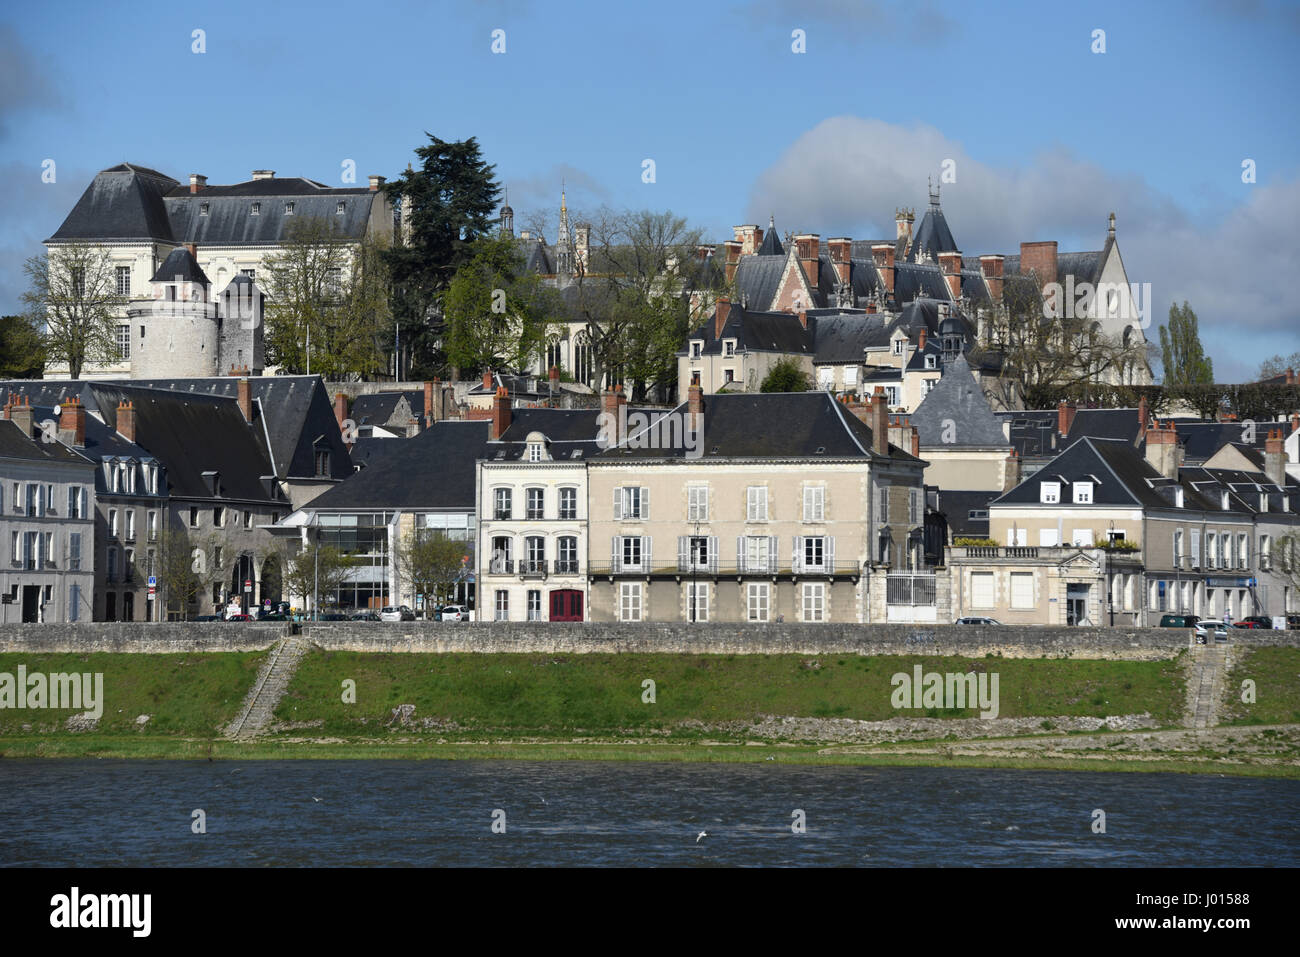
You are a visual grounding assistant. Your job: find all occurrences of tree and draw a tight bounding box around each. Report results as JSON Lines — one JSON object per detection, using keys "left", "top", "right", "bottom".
{"left": 761, "top": 357, "right": 812, "bottom": 393}
{"left": 1257, "top": 351, "right": 1300, "bottom": 381}
{"left": 0, "top": 315, "right": 46, "bottom": 378}
{"left": 21, "top": 243, "right": 126, "bottom": 378}
{"left": 156, "top": 526, "right": 200, "bottom": 621}
{"left": 441, "top": 236, "right": 562, "bottom": 373}
{"left": 260, "top": 218, "right": 392, "bottom": 376}
{"left": 383, "top": 134, "right": 501, "bottom": 379}
{"left": 395, "top": 529, "right": 468, "bottom": 617}
{"left": 1159, "top": 301, "right": 1217, "bottom": 416}
{"left": 975, "top": 281, "right": 1149, "bottom": 409}
{"left": 280, "top": 540, "right": 355, "bottom": 614}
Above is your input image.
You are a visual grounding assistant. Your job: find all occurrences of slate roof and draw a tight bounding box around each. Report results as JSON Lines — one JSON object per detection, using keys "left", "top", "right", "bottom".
{"left": 757, "top": 225, "right": 784, "bottom": 256}
{"left": 733, "top": 254, "right": 789, "bottom": 311}
{"left": 350, "top": 393, "right": 413, "bottom": 429}
{"left": 681, "top": 302, "right": 815, "bottom": 357}
{"left": 894, "top": 263, "right": 953, "bottom": 303}
{"left": 151, "top": 246, "right": 210, "bottom": 285}
{"left": 934, "top": 489, "right": 999, "bottom": 539}
{"left": 812, "top": 313, "right": 890, "bottom": 363}
{"left": 593, "top": 391, "right": 923, "bottom": 463}
{"left": 22, "top": 404, "right": 158, "bottom": 495}
{"left": 1170, "top": 420, "right": 1271, "bottom": 464}
{"left": 305, "top": 420, "right": 492, "bottom": 510}
{"left": 907, "top": 203, "right": 959, "bottom": 264}
{"left": 0, "top": 420, "right": 91, "bottom": 467}
{"left": 47, "top": 164, "right": 382, "bottom": 246}
{"left": 911, "top": 355, "right": 1008, "bottom": 447}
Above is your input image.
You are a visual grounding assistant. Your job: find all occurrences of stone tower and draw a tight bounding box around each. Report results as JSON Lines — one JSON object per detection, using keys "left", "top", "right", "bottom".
{"left": 555, "top": 186, "right": 574, "bottom": 281}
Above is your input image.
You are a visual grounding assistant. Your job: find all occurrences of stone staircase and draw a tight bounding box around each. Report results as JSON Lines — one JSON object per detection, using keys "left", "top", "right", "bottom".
{"left": 224, "top": 637, "right": 310, "bottom": 739}
{"left": 1186, "top": 641, "right": 1230, "bottom": 730}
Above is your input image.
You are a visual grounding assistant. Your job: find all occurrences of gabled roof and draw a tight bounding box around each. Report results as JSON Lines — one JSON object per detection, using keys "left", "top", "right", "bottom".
{"left": 681, "top": 302, "right": 815, "bottom": 357}
{"left": 350, "top": 393, "right": 413, "bottom": 428}
{"left": 593, "top": 391, "right": 922, "bottom": 463}
{"left": 811, "top": 313, "right": 889, "bottom": 363}
{"left": 305, "top": 420, "right": 492, "bottom": 510}
{"left": 0, "top": 420, "right": 91, "bottom": 467}
{"left": 911, "top": 355, "right": 1008, "bottom": 447}
{"left": 733, "top": 254, "right": 788, "bottom": 311}
{"left": 893, "top": 263, "right": 952, "bottom": 303}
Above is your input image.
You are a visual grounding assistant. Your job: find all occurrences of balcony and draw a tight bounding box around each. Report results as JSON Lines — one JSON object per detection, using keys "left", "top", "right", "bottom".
{"left": 953, "top": 544, "right": 1143, "bottom": 564}
{"left": 488, "top": 558, "right": 515, "bottom": 574}
{"left": 519, "top": 559, "right": 548, "bottom": 578}
{"left": 588, "top": 560, "right": 861, "bottom": 579}
{"left": 554, "top": 560, "right": 580, "bottom": 574}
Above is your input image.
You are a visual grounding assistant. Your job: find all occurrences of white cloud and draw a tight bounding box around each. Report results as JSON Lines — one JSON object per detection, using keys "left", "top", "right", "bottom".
{"left": 747, "top": 115, "right": 1299, "bottom": 381}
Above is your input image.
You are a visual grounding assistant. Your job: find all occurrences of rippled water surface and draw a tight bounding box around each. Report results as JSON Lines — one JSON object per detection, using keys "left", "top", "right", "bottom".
{"left": 1, "top": 760, "right": 1296, "bottom": 866}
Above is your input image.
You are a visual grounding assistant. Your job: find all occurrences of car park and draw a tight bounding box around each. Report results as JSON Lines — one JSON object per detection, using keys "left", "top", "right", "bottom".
{"left": 954, "top": 616, "right": 1000, "bottom": 625}
{"left": 1158, "top": 614, "right": 1200, "bottom": 628}
{"left": 1193, "top": 619, "right": 1230, "bottom": 643}
{"left": 350, "top": 610, "right": 381, "bottom": 622}
{"left": 380, "top": 605, "right": 416, "bottom": 622}
{"left": 438, "top": 605, "right": 468, "bottom": 622}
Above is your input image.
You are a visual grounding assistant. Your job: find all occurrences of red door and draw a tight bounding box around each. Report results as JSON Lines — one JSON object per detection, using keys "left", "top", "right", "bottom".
{"left": 549, "top": 589, "right": 584, "bottom": 621}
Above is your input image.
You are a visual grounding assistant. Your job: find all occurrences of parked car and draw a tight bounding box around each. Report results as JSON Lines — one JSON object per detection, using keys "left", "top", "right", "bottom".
{"left": 954, "top": 616, "right": 1000, "bottom": 625}
{"left": 225, "top": 614, "right": 253, "bottom": 622}
{"left": 1238, "top": 615, "right": 1272, "bottom": 629}
{"left": 350, "top": 610, "right": 381, "bottom": 622}
{"left": 193, "top": 615, "right": 221, "bottom": 622}
{"left": 1288, "top": 614, "right": 1300, "bottom": 630}
{"left": 380, "top": 605, "right": 416, "bottom": 622}
{"left": 438, "top": 605, "right": 468, "bottom": 622}
{"left": 1232, "top": 620, "right": 1262, "bottom": 629}
{"left": 1158, "top": 614, "right": 1200, "bottom": 628}
{"left": 1193, "top": 620, "right": 1230, "bottom": 643}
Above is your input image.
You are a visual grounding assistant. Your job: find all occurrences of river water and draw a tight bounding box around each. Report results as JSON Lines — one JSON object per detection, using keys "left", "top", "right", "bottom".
{"left": 0, "top": 760, "right": 1295, "bottom": 866}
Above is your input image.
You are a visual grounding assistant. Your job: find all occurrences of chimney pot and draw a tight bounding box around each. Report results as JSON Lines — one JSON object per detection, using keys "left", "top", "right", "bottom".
{"left": 189, "top": 174, "right": 207, "bottom": 194}
{"left": 116, "top": 400, "right": 137, "bottom": 444}
{"left": 237, "top": 377, "right": 253, "bottom": 423}
{"left": 369, "top": 175, "right": 385, "bottom": 191}
{"left": 251, "top": 170, "right": 275, "bottom": 180}
{"left": 491, "top": 385, "right": 511, "bottom": 440}
{"left": 58, "top": 395, "right": 87, "bottom": 448}
{"left": 714, "top": 296, "right": 732, "bottom": 341}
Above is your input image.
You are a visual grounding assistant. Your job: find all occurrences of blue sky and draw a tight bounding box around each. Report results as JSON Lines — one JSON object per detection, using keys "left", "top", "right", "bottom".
{"left": 2, "top": 0, "right": 1297, "bottom": 380}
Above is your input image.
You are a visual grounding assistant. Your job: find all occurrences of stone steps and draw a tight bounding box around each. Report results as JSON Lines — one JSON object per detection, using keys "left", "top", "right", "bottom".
{"left": 1186, "top": 642, "right": 1230, "bottom": 730}
{"left": 224, "top": 637, "right": 309, "bottom": 739}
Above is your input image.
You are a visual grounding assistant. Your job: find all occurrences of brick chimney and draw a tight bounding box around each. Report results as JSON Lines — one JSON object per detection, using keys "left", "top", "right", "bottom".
{"left": 871, "top": 243, "right": 895, "bottom": 297}
{"left": 795, "top": 234, "right": 820, "bottom": 288}
{"left": 235, "top": 377, "right": 252, "bottom": 422}
{"left": 116, "top": 400, "right": 136, "bottom": 443}
{"left": 688, "top": 383, "right": 704, "bottom": 434}
{"left": 871, "top": 386, "right": 889, "bottom": 455}
{"left": 548, "top": 365, "right": 560, "bottom": 393}
{"left": 423, "top": 380, "right": 435, "bottom": 425}
{"left": 9, "top": 395, "right": 33, "bottom": 438}
{"left": 918, "top": 327, "right": 927, "bottom": 352}
{"left": 58, "top": 395, "right": 86, "bottom": 448}
{"left": 723, "top": 241, "right": 743, "bottom": 284}
{"left": 1057, "top": 399, "right": 1076, "bottom": 438}
{"left": 333, "top": 391, "right": 348, "bottom": 433}
{"left": 979, "top": 255, "right": 1004, "bottom": 302}
{"left": 797, "top": 309, "right": 807, "bottom": 329}
{"left": 482, "top": 370, "right": 494, "bottom": 392}
{"left": 1265, "top": 428, "right": 1287, "bottom": 486}
{"left": 1144, "top": 418, "right": 1182, "bottom": 480}
{"left": 491, "top": 386, "right": 511, "bottom": 440}
{"left": 888, "top": 414, "right": 913, "bottom": 452}
{"left": 714, "top": 296, "right": 731, "bottom": 340}
{"left": 189, "top": 174, "right": 207, "bottom": 193}
{"left": 185, "top": 243, "right": 198, "bottom": 261}
{"left": 895, "top": 208, "right": 914, "bottom": 245}
{"left": 368, "top": 175, "right": 385, "bottom": 191}
{"left": 938, "top": 251, "right": 963, "bottom": 299}
{"left": 1020, "top": 241, "right": 1058, "bottom": 288}
{"left": 1136, "top": 395, "right": 1149, "bottom": 447}
{"left": 828, "top": 238, "right": 852, "bottom": 284}
{"left": 734, "top": 224, "right": 760, "bottom": 255}
{"left": 843, "top": 393, "right": 869, "bottom": 425}
{"left": 910, "top": 425, "right": 920, "bottom": 457}
{"left": 1003, "top": 448, "right": 1021, "bottom": 492}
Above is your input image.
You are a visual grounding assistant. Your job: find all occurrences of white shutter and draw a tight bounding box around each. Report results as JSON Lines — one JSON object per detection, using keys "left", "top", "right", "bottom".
{"left": 746, "top": 487, "right": 755, "bottom": 521}
{"left": 708, "top": 536, "right": 718, "bottom": 572}
{"left": 611, "top": 536, "right": 620, "bottom": 572}
{"left": 971, "top": 571, "right": 994, "bottom": 608}
{"left": 613, "top": 487, "right": 622, "bottom": 520}
{"left": 827, "top": 536, "right": 835, "bottom": 570}
{"left": 802, "top": 488, "right": 812, "bottom": 523}
{"left": 641, "top": 487, "right": 649, "bottom": 519}
{"left": 702, "top": 487, "right": 709, "bottom": 521}
{"left": 793, "top": 536, "right": 803, "bottom": 572}
{"left": 678, "top": 536, "right": 688, "bottom": 569}
{"left": 1191, "top": 529, "right": 1201, "bottom": 568}
{"left": 768, "top": 536, "right": 778, "bottom": 573}
{"left": 736, "top": 536, "right": 744, "bottom": 569}
{"left": 643, "top": 536, "right": 652, "bottom": 570}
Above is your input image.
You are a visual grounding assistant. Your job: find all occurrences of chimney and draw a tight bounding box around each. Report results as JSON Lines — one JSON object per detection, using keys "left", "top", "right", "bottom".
{"left": 888, "top": 414, "right": 912, "bottom": 451}
{"left": 185, "top": 243, "right": 198, "bottom": 261}
{"left": 1057, "top": 399, "right": 1076, "bottom": 438}
{"left": 10, "top": 395, "right": 33, "bottom": 438}
{"left": 368, "top": 175, "right": 385, "bottom": 192}
{"left": 918, "top": 327, "right": 928, "bottom": 352}
{"left": 1265, "top": 429, "right": 1287, "bottom": 486}
{"left": 1136, "top": 395, "right": 1149, "bottom": 447}
{"left": 734, "top": 225, "right": 760, "bottom": 255}
{"left": 797, "top": 309, "right": 807, "bottom": 329}
{"left": 1003, "top": 449, "right": 1021, "bottom": 492}
{"left": 189, "top": 174, "right": 207, "bottom": 194}
{"left": 695, "top": 244, "right": 713, "bottom": 262}
{"left": 795, "top": 234, "right": 820, "bottom": 287}
{"left": 58, "top": 395, "right": 87, "bottom": 448}
{"left": 828, "top": 238, "right": 852, "bottom": 284}
{"left": 232, "top": 377, "right": 251, "bottom": 422}
{"left": 979, "top": 255, "right": 1004, "bottom": 302}
{"left": 1290, "top": 412, "right": 1299, "bottom": 435}
{"left": 871, "top": 386, "right": 889, "bottom": 455}
{"left": 616, "top": 383, "right": 627, "bottom": 423}
{"left": 723, "top": 241, "right": 743, "bottom": 284}
{"left": 422, "top": 380, "right": 435, "bottom": 425}
{"left": 871, "top": 243, "right": 895, "bottom": 297}
{"left": 333, "top": 392, "right": 348, "bottom": 434}
{"left": 116, "top": 400, "right": 136, "bottom": 443}
{"left": 844, "top": 393, "right": 869, "bottom": 425}
{"left": 938, "top": 251, "right": 963, "bottom": 300}
{"left": 549, "top": 365, "right": 560, "bottom": 392}
{"left": 251, "top": 170, "right": 275, "bottom": 180}
{"left": 688, "top": 383, "right": 704, "bottom": 435}
{"left": 1020, "top": 241, "right": 1058, "bottom": 288}
{"left": 491, "top": 386, "right": 512, "bottom": 440}
{"left": 1286, "top": 367, "right": 1297, "bottom": 386}
{"left": 482, "top": 370, "right": 494, "bottom": 392}
{"left": 1144, "top": 418, "right": 1182, "bottom": 480}
{"left": 895, "top": 207, "right": 914, "bottom": 244}
{"left": 714, "top": 296, "right": 731, "bottom": 340}
{"left": 911, "top": 425, "right": 920, "bottom": 457}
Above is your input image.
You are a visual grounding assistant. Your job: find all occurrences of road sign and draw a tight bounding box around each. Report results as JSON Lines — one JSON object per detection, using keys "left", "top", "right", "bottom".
{"left": 244, "top": 579, "right": 252, "bottom": 593}
{"left": 147, "top": 576, "right": 157, "bottom": 587}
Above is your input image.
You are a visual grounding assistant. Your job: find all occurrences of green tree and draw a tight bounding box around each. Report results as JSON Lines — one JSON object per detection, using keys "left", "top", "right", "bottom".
{"left": 395, "top": 529, "right": 469, "bottom": 618}
{"left": 280, "top": 541, "right": 356, "bottom": 615}
{"left": 441, "top": 236, "right": 560, "bottom": 374}
{"left": 761, "top": 357, "right": 812, "bottom": 392}
{"left": 156, "top": 526, "right": 199, "bottom": 621}
{"left": 1158, "top": 301, "right": 1217, "bottom": 416}
{"left": 383, "top": 134, "right": 501, "bottom": 379}
{"left": 0, "top": 315, "right": 46, "bottom": 378}
{"left": 21, "top": 243, "right": 126, "bottom": 379}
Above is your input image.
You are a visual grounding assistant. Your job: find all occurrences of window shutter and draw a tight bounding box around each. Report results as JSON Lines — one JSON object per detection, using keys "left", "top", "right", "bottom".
{"left": 793, "top": 536, "right": 803, "bottom": 572}
{"left": 678, "top": 536, "right": 688, "bottom": 568}
{"left": 708, "top": 536, "right": 718, "bottom": 573}
{"left": 736, "top": 536, "right": 744, "bottom": 568}
{"left": 613, "top": 487, "right": 622, "bottom": 520}
{"left": 702, "top": 488, "right": 709, "bottom": 521}
{"left": 802, "top": 488, "right": 811, "bottom": 523}
{"left": 1191, "top": 528, "right": 1201, "bottom": 568}
{"left": 612, "top": 536, "right": 619, "bottom": 572}
{"left": 768, "top": 536, "right": 778, "bottom": 572}
{"left": 642, "top": 488, "right": 649, "bottom": 519}
{"left": 827, "top": 535, "right": 836, "bottom": 570}
{"left": 37, "top": 485, "right": 44, "bottom": 517}
{"left": 643, "top": 536, "right": 652, "bottom": 569}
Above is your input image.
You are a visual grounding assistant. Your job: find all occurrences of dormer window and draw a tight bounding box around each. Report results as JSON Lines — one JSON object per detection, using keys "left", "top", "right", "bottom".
{"left": 1072, "top": 482, "right": 1092, "bottom": 504}
{"left": 1221, "top": 491, "right": 1230, "bottom": 510}
{"left": 200, "top": 202, "right": 209, "bottom": 216}
{"left": 1040, "top": 481, "right": 1060, "bottom": 504}
{"left": 924, "top": 354, "right": 937, "bottom": 369}
{"left": 528, "top": 443, "right": 543, "bottom": 463}
{"left": 285, "top": 202, "right": 295, "bottom": 215}
{"left": 336, "top": 201, "right": 346, "bottom": 214}
{"left": 314, "top": 450, "right": 330, "bottom": 477}
{"left": 892, "top": 339, "right": 903, "bottom": 356}
{"left": 690, "top": 341, "right": 703, "bottom": 359}
{"left": 251, "top": 202, "right": 261, "bottom": 215}
{"left": 1176, "top": 488, "right": 1184, "bottom": 508}
{"left": 723, "top": 339, "right": 736, "bottom": 357}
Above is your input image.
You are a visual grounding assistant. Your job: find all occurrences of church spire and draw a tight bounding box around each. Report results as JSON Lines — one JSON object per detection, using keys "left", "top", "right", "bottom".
{"left": 556, "top": 183, "right": 574, "bottom": 280}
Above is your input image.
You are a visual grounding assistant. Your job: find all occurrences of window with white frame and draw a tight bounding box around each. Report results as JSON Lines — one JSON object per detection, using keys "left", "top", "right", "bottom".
{"left": 884, "top": 385, "right": 900, "bottom": 406}
{"left": 125, "top": 510, "right": 135, "bottom": 541}
{"left": 877, "top": 485, "right": 889, "bottom": 524}
{"left": 148, "top": 510, "right": 158, "bottom": 541}
{"left": 620, "top": 582, "right": 643, "bottom": 622}
{"left": 688, "top": 485, "right": 709, "bottom": 522}
{"left": 747, "top": 582, "right": 770, "bottom": 622}
{"left": 743, "top": 535, "right": 774, "bottom": 572}
{"left": 1191, "top": 528, "right": 1201, "bottom": 568}
{"left": 802, "top": 582, "right": 825, "bottom": 622}
{"left": 687, "top": 582, "right": 709, "bottom": 622}
{"left": 844, "top": 366, "right": 858, "bottom": 388}
{"left": 1238, "top": 533, "right": 1249, "bottom": 569}
{"left": 527, "top": 590, "right": 542, "bottom": 621}
{"left": 108, "top": 509, "right": 119, "bottom": 537}
{"left": 559, "top": 487, "right": 578, "bottom": 520}
{"left": 615, "top": 486, "right": 647, "bottom": 520}
{"left": 1260, "top": 534, "right": 1271, "bottom": 570}
{"left": 1207, "top": 532, "right": 1218, "bottom": 568}
{"left": 723, "top": 340, "right": 736, "bottom": 357}
{"left": 115, "top": 266, "right": 131, "bottom": 296}
{"left": 801, "top": 535, "right": 826, "bottom": 571}
{"left": 1173, "top": 529, "right": 1183, "bottom": 567}
{"left": 557, "top": 536, "right": 578, "bottom": 573}
{"left": 803, "top": 485, "right": 824, "bottom": 523}
{"left": 1040, "top": 482, "right": 1060, "bottom": 504}
{"left": 526, "top": 487, "right": 544, "bottom": 520}
{"left": 528, "top": 443, "right": 543, "bottom": 463}
{"left": 116, "top": 325, "right": 130, "bottom": 360}
{"left": 494, "top": 590, "right": 509, "bottom": 621}
{"left": 817, "top": 367, "right": 834, "bottom": 390}
{"left": 690, "top": 341, "right": 702, "bottom": 358}
{"left": 493, "top": 487, "right": 512, "bottom": 520}
{"left": 1010, "top": 572, "right": 1034, "bottom": 609}
{"left": 746, "top": 486, "right": 768, "bottom": 522}
{"left": 892, "top": 338, "right": 903, "bottom": 355}
{"left": 618, "top": 535, "right": 645, "bottom": 571}
{"left": 1073, "top": 481, "right": 1092, "bottom": 504}
{"left": 970, "top": 572, "right": 995, "bottom": 608}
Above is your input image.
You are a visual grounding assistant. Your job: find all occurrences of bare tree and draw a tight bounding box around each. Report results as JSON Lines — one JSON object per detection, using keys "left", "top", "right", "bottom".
{"left": 21, "top": 243, "right": 126, "bottom": 378}
{"left": 395, "top": 529, "right": 469, "bottom": 617}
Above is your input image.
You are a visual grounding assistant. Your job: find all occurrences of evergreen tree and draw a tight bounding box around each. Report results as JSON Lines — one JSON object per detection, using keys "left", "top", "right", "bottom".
{"left": 383, "top": 135, "right": 501, "bottom": 379}
{"left": 760, "top": 357, "right": 812, "bottom": 393}
{"left": 1158, "top": 301, "right": 1217, "bottom": 416}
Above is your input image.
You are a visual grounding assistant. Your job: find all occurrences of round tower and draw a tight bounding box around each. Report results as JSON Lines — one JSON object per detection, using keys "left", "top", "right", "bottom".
{"left": 129, "top": 245, "right": 220, "bottom": 378}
